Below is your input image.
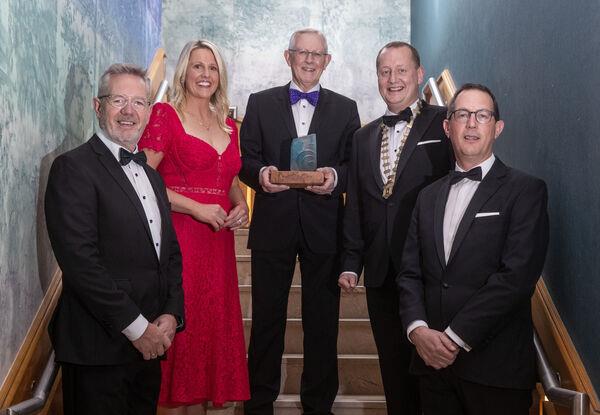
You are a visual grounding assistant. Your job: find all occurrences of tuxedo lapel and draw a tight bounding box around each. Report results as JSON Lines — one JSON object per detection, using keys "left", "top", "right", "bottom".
{"left": 434, "top": 177, "right": 451, "bottom": 269}
{"left": 394, "top": 101, "right": 437, "bottom": 182}
{"left": 447, "top": 160, "right": 508, "bottom": 264}
{"left": 368, "top": 120, "right": 385, "bottom": 191}
{"left": 308, "top": 88, "right": 328, "bottom": 166}
{"left": 308, "top": 87, "right": 327, "bottom": 135}
{"left": 89, "top": 136, "right": 155, "bottom": 251}
{"left": 277, "top": 83, "right": 298, "bottom": 138}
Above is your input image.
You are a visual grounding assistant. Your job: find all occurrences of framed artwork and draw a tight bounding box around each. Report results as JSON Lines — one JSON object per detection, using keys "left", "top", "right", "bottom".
{"left": 228, "top": 106, "right": 238, "bottom": 120}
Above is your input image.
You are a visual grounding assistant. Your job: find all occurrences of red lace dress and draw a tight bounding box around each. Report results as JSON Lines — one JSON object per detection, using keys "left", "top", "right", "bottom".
{"left": 139, "top": 103, "right": 249, "bottom": 406}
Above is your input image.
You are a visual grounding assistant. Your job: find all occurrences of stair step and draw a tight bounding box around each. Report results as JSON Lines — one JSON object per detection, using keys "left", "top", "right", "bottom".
{"left": 239, "top": 285, "right": 368, "bottom": 319}
{"left": 236, "top": 255, "right": 301, "bottom": 285}
{"left": 233, "top": 395, "right": 386, "bottom": 414}
{"left": 243, "top": 318, "right": 376, "bottom": 355}
{"left": 280, "top": 354, "right": 383, "bottom": 395}
{"left": 234, "top": 228, "right": 250, "bottom": 255}
{"left": 234, "top": 230, "right": 381, "bottom": 412}
{"left": 276, "top": 394, "right": 387, "bottom": 415}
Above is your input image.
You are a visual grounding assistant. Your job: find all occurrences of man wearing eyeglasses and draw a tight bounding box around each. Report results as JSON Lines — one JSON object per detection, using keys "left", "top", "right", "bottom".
{"left": 397, "top": 84, "right": 549, "bottom": 415}
{"left": 240, "top": 28, "right": 360, "bottom": 415}
{"left": 45, "top": 64, "right": 184, "bottom": 415}
{"left": 338, "top": 41, "right": 452, "bottom": 414}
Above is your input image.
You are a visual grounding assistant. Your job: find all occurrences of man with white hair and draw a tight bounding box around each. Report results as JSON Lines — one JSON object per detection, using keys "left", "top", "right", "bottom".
{"left": 240, "top": 28, "right": 360, "bottom": 415}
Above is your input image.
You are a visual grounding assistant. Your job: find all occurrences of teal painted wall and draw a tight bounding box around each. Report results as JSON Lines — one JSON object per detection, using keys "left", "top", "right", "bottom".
{"left": 0, "top": 0, "right": 161, "bottom": 385}
{"left": 161, "top": 0, "right": 411, "bottom": 123}
{"left": 411, "top": 0, "right": 600, "bottom": 394}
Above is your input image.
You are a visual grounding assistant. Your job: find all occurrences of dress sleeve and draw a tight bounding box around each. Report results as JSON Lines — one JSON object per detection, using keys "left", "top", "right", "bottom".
{"left": 139, "top": 103, "right": 176, "bottom": 154}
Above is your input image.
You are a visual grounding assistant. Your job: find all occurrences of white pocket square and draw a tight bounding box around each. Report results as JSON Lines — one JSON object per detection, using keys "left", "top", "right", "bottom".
{"left": 475, "top": 212, "right": 500, "bottom": 218}
{"left": 417, "top": 139, "right": 441, "bottom": 146}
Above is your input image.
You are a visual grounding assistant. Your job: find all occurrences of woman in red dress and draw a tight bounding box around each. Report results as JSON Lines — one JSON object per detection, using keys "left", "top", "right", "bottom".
{"left": 139, "top": 40, "right": 250, "bottom": 415}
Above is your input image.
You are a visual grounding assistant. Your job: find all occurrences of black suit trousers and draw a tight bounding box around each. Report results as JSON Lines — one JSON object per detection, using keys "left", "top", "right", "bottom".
{"left": 61, "top": 359, "right": 161, "bottom": 415}
{"left": 366, "top": 269, "right": 420, "bottom": 415}
{"left": 245, "top": 231, "right": 340, "bottom": 415}
{"left": 419, "top": 369, "right": 532, "bottom": 415}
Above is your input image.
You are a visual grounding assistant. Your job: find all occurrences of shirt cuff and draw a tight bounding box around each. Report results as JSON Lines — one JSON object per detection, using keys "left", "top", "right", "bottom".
{"left": 259, "top": 166, "right": 267, "bottom": 181}
{"left": 122, "top": 314, "right": 148, "bottom": 341}
{"left": 341, "top": 271, "right": 358, "bottom": 278}
{"left": 406, "top": 320, "right": 428, "bottom": 343}
{"left": 331, "top": 167, "right": 338, "bottom": 189}
{"left": 444, "top": 326, "right": 471, "bottom": 351}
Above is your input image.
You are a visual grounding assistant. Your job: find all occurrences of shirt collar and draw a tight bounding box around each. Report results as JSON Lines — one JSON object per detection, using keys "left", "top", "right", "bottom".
{"left": 96, "top": 129, "right": 139, "bottom": 162}
{"left": 384, "top": 99, "right": 420, "bottom": 116}
{"left": 455, "top": 154, "right": 496, "bottom": 179}
{"left": 290, "top": 80, "right": 321, "bottom": 93}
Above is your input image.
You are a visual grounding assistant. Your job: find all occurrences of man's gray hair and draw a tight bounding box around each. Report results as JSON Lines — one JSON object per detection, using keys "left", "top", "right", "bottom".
{"left": 97, "top": 63, "right": 151, "bottom": 99}
{"left": 288, "top": 28, "right": 328, "bottom": 53}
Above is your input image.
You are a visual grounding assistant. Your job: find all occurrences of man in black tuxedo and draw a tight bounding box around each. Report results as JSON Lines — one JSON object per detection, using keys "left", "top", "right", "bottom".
{"left": 240, "top": 28, "right": 360, "bottom": 415}
{"left": 45, "top": 64, "right": 184, "bottom": 415}
{"left": 397, "top": 83, "right": 549, "bottom": 415}
{"left": 338, "top": 42, "right": 452, "bottom": 414}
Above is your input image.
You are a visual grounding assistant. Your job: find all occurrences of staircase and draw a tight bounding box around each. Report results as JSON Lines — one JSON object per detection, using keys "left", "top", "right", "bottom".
{"left": 235, "top": 228, "right": 386, "bottom": 414}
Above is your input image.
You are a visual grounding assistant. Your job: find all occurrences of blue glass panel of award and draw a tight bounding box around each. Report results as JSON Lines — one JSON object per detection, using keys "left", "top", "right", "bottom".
{"left": 290, "top": 133, "right": 317, "bottom": 171}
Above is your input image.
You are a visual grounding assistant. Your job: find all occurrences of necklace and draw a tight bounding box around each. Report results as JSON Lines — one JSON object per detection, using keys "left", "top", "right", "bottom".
{"left": 183, "top": 108, "right": 214, "bottom": 131}
{"left": 197, "top": 117, "right": 212, "bottom": 131}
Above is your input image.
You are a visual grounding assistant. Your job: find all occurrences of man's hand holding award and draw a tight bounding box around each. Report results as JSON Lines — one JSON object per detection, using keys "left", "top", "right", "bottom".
{"left": 270, "top": 133, "right": 326, "bottom": 188}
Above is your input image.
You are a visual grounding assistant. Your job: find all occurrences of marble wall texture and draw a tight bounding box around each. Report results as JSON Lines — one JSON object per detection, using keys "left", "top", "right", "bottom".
{"left": 162, "top": 0, "right": 411, "bottom": 123}
{"left": 0, "top": 0, "right": 161, "bottom": 385}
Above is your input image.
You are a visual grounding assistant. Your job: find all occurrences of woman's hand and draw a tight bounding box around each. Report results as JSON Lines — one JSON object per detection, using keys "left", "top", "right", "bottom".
{"left": 224, "top": 202, "right": 249, "bottom": 230}
{"left": 190, "top": 203, "right": 228, "bottom": 231}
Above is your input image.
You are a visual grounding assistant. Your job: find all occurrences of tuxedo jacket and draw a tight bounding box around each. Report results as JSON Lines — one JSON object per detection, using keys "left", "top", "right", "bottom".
{"left": 341, "top": 102, "right": 453, "bottom": 286}
{"left": 45, "top": 135, "right": 184, "bottom": 366}
{"left": 239, "top": 83, "right": 360, "bottom": 253}
{"left": 397, "top": 159, "right": 549, "bottom": 389}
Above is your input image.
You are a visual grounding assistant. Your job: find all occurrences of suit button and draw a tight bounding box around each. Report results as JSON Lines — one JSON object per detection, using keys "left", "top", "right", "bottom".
{"left": 442, "top": 282, "right": 450, "bottom": 289}
{"left": 388, "top": 202, "right": 394, "bottom": 207}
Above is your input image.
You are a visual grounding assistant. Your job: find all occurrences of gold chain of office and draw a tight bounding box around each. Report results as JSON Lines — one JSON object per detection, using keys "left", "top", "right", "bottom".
{"left": 380, "top": 101, "right": 422, "bottom": 199}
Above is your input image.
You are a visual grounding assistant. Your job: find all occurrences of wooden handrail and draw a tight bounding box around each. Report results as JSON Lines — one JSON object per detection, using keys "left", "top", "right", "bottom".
{"left": 146, "top": 48, "right": 167, "bottom": 102}
{"left": 533, "top": 280, "right": 599, "bottom": 413}
{"left": 0, "top": 269, "right": 62, "bottom": 411}
{"left": 421, "top": 68, "right": 456, "bottom": 106}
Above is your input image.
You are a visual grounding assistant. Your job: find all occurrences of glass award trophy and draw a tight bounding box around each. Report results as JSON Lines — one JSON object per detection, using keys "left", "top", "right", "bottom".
{"left": 270, "top": 134, "right": 325, "bottom": 187}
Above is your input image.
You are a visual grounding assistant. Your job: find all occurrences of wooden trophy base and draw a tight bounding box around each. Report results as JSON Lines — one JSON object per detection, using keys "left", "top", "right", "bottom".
{"left": 270, "top": 170, "right": 325, "bottom": 188}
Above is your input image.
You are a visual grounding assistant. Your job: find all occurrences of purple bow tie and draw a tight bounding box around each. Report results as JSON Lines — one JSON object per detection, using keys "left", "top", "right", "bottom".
{"left": 289, "top": 89, "right": 319, "bottom": 106}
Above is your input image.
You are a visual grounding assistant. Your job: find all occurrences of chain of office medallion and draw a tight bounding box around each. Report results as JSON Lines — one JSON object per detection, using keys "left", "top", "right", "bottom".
{"left": 380, "top": 102, "right": 422, "bottom": 199}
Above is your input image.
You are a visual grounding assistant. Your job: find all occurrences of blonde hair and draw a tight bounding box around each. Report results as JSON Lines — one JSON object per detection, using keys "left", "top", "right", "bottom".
{"left": 169, "top": 40, "right": 231, "bottom": 134}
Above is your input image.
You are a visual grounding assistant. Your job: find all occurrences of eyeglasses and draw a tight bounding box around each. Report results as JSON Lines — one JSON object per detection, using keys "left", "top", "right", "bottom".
{"left": 449, "top": 109, "right": 495, "bottom": 124}
{"left": 98, "top": 95, "right": 150, "bottom": 110}
{"left": 288, "top": 49, "right": 329, "bottom": 60}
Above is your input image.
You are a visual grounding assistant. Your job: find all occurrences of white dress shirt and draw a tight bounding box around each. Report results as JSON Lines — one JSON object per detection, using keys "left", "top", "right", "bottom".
{"left": 407, "top": 154, "right": 496, "bottom": 351}
{"left": 379, "top": 99, "right": 421, "bottom": 180}
{"left": 290, "top": 80, "right": 319, "bottom": 137}
{"left": 260, "top": 81, "right": 338, "bottom": 187}
{"left": 97, "top": 130, "right": 163, "bottom": 341}
{"left": 343, "top": 100, "right": 421, "bottom": 280}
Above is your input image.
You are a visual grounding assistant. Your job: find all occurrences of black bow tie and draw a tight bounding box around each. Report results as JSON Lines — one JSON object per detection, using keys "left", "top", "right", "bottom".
{"left": 119, "top": 148, "right": 147, "bottom": 166}
{"left": 449, "top": 167, "right": 482, "bottom": 185}
{"left": 382, "top": 107, "right": 413, "bottom": 127}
